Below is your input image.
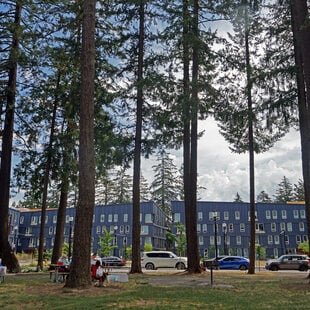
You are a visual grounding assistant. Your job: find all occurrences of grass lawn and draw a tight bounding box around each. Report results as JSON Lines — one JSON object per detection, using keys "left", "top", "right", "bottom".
{"left": 0, "top": 270, "right": 309, "bottom": 309}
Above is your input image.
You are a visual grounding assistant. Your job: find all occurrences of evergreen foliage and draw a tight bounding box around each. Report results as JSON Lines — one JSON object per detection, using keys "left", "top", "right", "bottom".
{"left": 150, "top": 150, "right": 183, "bottom": 215}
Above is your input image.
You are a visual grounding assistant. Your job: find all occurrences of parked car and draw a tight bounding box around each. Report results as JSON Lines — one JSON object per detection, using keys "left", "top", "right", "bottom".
{"left": 141, "top": 251, "right": 187, "bottom": 270}
{"left": 265, "top": 254, "right": 310, "bottom": 271}
{"left": 203, "top": 256, "right": 249, "bottom": 270}
{"left": 101, "top": 256, "right": 126, "bottom": 267}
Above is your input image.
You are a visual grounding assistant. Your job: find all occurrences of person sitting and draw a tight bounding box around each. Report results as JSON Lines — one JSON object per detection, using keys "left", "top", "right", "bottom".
{"left": 91, "top": 260, "right": 107, "bottom": 287}
{"left": 57, "top": 255, "right": 70, "bottom": 272}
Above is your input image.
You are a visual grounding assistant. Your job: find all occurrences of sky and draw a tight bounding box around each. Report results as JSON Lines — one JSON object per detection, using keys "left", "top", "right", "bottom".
{"left": 142, "top": 117, "right": 303, "bottom": 203}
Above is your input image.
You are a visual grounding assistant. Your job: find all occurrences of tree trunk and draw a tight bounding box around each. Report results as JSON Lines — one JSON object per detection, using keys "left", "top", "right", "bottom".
{"left": 37, "top": 74, "right": 59, "bottom": 271}
{"left": 290, "top": 0, "right": 310, "bottom": 255}
{"left": 0, "top": 1, "right": 21, "bottom": 273}
{"left": 65, "top": 0, "right": 96, "bottom": 288}
{"left": 187, "top": 0, "right": 201, "bottom": 274}
{"left": 51, "top": 179, "right": 68, "bottom": 264}
{"left": 182, "top": 0, "right": 191, "bottom": 267}
{"left": 244, "top": 0, "right": 256, "bottom": 275}
{"left": 130, "top": 0, "right": 145, "bottom": 274}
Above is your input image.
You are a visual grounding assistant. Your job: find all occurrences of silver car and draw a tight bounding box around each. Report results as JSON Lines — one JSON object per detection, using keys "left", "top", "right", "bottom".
{"left": 265, "top": 254, "right": 310, "bottom": 271}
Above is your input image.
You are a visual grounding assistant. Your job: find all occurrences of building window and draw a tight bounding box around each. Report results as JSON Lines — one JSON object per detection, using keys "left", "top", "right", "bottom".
{"left": 125, "top": 225, "right": 130, "bottom": 233}
{"left": 272, "top": 210, "right": 277, "bottom": 219}
{"left": 141, "top": 225, "right": 149, "bottom": 235}
{"left": 281, "top": 210, "right": 287, "bottom": 219}
{"left": 236, "top": 236, "right": 241, "bottom": 245}
{"left": 235, "top": 211, "right": 240, "bottom": 220}
{"left": 266, "top": 210, "right": 271, "bottom": 219}
{"left": 19, "top": 216, "right": 24, "bottom": 224}
{"left": 108, "top": 214, "right": 112, "bottom": 222}
{"left": 255, "top": 223, "right": 264, "bottom": 232}
{"left": 271, "top": 223, "right": 276, "bottom": 232}
{"left": 280, "top": 222, "right": 285, "bottom": 231}
{"left": 274, "top": 235, "right": 280, "bottom": 244}
{"left": 31, "top": 216, "right": 38, "bottom": 225}
{"left": 145, "top": 213, "right": 152, "bottom": 223}
{"left": 174, "top": 213, "right": 181, "bottom": 222}
{"left": 53, "top": 215, "right": 57, "bottom": 224}
{"left": 210, "top": 235, "right": 214, "bottom": 245}
{"left": 299, "top": 222, "right": 305, "bottom": 232}
{"left": 303, "top": 235, "right": 308, "bottom": 242}
{"left": 100, "top": 214, "right": 105, "bottom": 222}
{"left": 224, "top": 211, "right": 229, "bottom": 220}
{"left": 268, "top": 235, "right": 273, "bottom": 244}
{"left": 119, "top": 225, "right": 124, "bottom": 233}
{"left": 48, "top": 227, "right": 53, "bottom": 235}
{"left": 287, "top": 222, "right": 292, "bottom": 232}
{"left": 226, "top": 235, "right": 230, "bottom": 245}
{"left": 101, "top": 226, "right": 106, "bottom": 233}
{"left": 144, "top": 236, "right": 151, "bottom": 244}
{"left": 96, "top": 226, "right": 101, "bottom": 234}
{"left": 114, "top": 214, "right": 118, "bottom": 222}
{"left": 202, "top": 224, "right": 207, "bottom": 232}
{"left": 293, "top": 210, "right": 299, "bottom": 219}
{"left": 197, "top": 224, "right": 201, "bottom": 232}
{"left": 300, "top": 210, "right": 306, "bottom": 219}
{"left": 240, "top": 223, "right": 245, "bottom": 232}
{"left": 29, "top": 238, "right": 36, "bottom": 248}
{"left": 124, "top": 213, "right": 128, "bottom": 222}
{"left": 198, "top": 212, "right": 203, "bottom": 221}
{"left": 199, "top": 236, "right": 204, "bottom": 245}
{"left": 296, "top": 235, "right": 301, "bottom": 244}
{"left": 229, "top": 223, "right": 234, "bottom": 232}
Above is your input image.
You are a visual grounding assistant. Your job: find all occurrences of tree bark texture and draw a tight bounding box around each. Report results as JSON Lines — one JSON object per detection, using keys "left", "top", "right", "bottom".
{"left": 65, "top": 0, "right": 96, "bottom": 288}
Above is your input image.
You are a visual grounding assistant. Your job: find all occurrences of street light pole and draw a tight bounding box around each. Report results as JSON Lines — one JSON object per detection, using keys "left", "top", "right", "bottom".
{"left": 114, "top": 225, "right": 118, "bottom": 256}
{"left": 280, "top": 230, "right": 287, "bottom": 255}
{"left": 214, "top": 212, "right": 218, "bottom": 260}
{"left": 222, "top": 223, "right": 227, "bottom": 255}
{"left": 68, "top": 217, "right": 73, "bottom": 260}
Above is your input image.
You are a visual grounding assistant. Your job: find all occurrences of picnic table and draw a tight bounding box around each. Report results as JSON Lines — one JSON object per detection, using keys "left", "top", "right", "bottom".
{"left": 0, "top": 266, "right": 7, "bottom": 284}
{"left": 49, "top": 264, "right": 70, "bottom": 283}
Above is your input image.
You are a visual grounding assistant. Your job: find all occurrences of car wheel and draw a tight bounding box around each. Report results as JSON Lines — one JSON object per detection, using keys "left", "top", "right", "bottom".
{"left": 299, "top": 265, "right": 308, "bottom": 272}
{"left": 145, "top": 263, "right": 155, "bottom": 270}
{"left": 270, "top": 265, "right": 278, "bottom": 271}
{"left": 176, "top": 262, "right": 186, "bottom": 270}
{"left": 239, "top": 265, "right": 247, "bottom": 271}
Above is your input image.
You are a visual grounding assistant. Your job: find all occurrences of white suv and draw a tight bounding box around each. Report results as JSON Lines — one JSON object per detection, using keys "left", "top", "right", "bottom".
{"left": 141, "top": 251, "right": 187, "bottom": 270}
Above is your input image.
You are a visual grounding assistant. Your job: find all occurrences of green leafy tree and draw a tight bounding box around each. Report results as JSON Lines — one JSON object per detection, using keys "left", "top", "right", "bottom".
{"left": 98, "top": 228, "right": 117, "bottom": 257}
{"left": 175, "top": 223, "right": 187, "bottom": 257}
{"left": 297, "top": 241, "right": 309, "bottom": 255}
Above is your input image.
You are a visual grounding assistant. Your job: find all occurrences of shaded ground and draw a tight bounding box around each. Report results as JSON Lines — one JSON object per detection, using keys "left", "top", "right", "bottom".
{"left": 14, "top": 269, "right": 310, "bottom": 297}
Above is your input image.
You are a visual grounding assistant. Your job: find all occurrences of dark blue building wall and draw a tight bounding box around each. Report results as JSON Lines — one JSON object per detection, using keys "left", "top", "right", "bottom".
{"left": 9, "top": 201, "right": 308, "bottom": 259}
{"left": 9, "top": 201, "right": 167, "bottom": 257}
{"left": 171, "top": 201, "right": 308, "bottom": 258}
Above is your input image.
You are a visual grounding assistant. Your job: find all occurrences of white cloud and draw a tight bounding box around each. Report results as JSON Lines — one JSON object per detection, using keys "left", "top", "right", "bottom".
{"left": 142, "top": 117, "right": 303, "bottom": 202}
